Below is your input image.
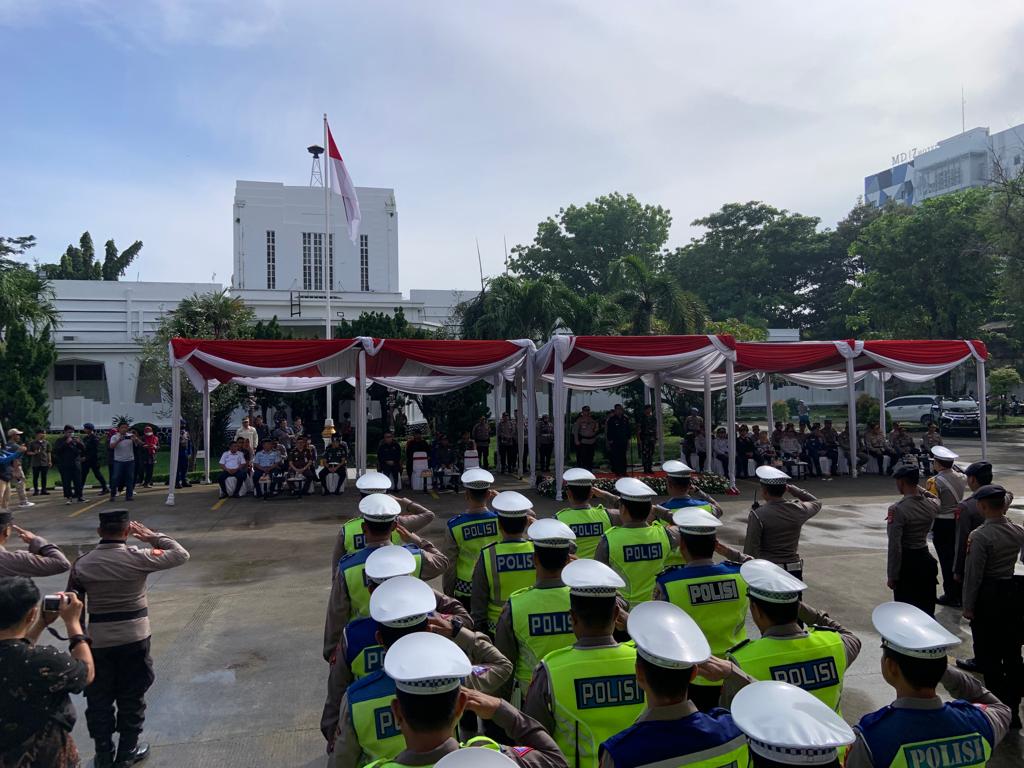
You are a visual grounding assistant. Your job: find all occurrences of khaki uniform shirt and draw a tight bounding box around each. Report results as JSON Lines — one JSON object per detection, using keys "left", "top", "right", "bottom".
{"left": 573, "top": 416, "right": 599, "bottom": 446}
{"left": 0, "top": 536, "right": 70, "bottom": 577}
{"left": 844, "top": 669, "right": 1010, "bottom": 768}
{"left": 323, "top": 533, "right": 449, "bottom": 660}
{"left": 932, "top": 468, "right": 967, "bottom": 520}
{"left": 962, "top": 516, "right": 1024, "bottom": 614}
{"left": 330, "top": 507, "right": 435, "bottom": 569}
{"left": 886, "top": 493, "right": 938, "bottom": 582}
{"left": 742, "top": 487, "right": 820, "bottom": 565}
{"left": 69, "top": 535, "right": 190, "bottom": 648}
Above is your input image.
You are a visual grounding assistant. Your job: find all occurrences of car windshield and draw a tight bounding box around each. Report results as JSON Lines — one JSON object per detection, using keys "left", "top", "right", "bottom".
{"left": 940, "top": 398, "right": 978, "bottom": 412}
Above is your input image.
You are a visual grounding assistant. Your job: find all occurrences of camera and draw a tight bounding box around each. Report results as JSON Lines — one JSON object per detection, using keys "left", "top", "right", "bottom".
{"left": 43, "top": 594, "right": 65, "bottom": 612}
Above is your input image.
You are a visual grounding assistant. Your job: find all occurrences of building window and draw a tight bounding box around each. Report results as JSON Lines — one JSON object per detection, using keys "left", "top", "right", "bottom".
{"left": 302, "top": 232, "right": 325, "bottom": 290}
{"left": 266, "top": 230, "right": 276, "bottom": 289}
{"left": 360, "top": 234, "right": 369, "bottom": 292}
{"left": 302, "top": 232, "right": 313, "bottom": 290}
{"left": 53, "top": 360, "right": 110, "bottom": 404}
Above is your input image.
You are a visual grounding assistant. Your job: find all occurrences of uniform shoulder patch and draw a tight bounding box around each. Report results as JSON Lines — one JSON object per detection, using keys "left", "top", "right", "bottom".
{"left": 509, "top": 747, "right": 534, "bottom": 757}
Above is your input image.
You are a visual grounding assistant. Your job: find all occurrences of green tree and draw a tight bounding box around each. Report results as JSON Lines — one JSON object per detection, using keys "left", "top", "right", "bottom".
{"left": 457, "top": 276, "right": 565, "bottom": 342}
{"left": 985, "top": 166, "right": 1024, "bottom": 349}
{"left": 849, "top": 189, "right": 997, "bottom": 340}
{"left": 38, "top": 231, "right": 143, "bottom": 281}
{"left": 610, "top": 253, "right": 707, "bottom": 335}
{"left": 988, "top": 366, "right": 1022, "bottom": 420}
{"left": 703, "top": 318, "right": 768, "bottom": 341}
{"left": 0, "top": 321, "right": 57, "bottom": 431}
{"left": 670, "top": 202, "right": 827, "bottom": 327}
{"left": 0, "top": 235, "right": 57, "bottom": 335}
{"left": 508, "top": 193, "right": 673, "bottom": 294}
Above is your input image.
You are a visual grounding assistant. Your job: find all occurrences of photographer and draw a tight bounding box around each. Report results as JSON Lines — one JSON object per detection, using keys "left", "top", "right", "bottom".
{"left": 0, "top": 577, "right": 94, "bottom": 767}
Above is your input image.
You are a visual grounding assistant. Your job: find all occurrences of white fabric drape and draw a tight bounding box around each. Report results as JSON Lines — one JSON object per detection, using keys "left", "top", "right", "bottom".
{"left": 703, "top": 374, "right": 712, "bottom": 473}
{"left": 764, "top": 373, "right": 773, "bottom": 429}
{"left": 202, "top": 381, "right": 212, "bottom": 484}
{"left": 356, "top": 351, "right": 367, "bottom": 476}
{"left": 526, "top": 347, "right": 538, "bottom": 488}
{"left": 653, "top": 373, "right": 665, "bottom": 465}
{"left": 515, "top": 368, "right": 525, "bottom": 479}
{"left": 846, "top": 357, "right": 858, "bottom": 478}
{"left": 553, "top": 349, "right": 567, "bottom": 500}
{"left": 878, "top": 371, "right": 887, "bottom": 435}
{"left": 165, "top": 366, "right": 182, "bottom": 506}
{"left": 725, "top": 358, "right": 737, "bottom": 489}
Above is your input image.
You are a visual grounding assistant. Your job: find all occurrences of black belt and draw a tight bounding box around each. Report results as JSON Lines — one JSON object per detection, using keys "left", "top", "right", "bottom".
{"left": 89, "top": 608, "right": 148, "bottom": 624}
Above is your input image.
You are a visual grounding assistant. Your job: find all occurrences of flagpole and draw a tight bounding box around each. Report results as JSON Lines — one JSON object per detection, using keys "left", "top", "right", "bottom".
{"left": 324, "top": 113, "right": 334, "bottom": 428}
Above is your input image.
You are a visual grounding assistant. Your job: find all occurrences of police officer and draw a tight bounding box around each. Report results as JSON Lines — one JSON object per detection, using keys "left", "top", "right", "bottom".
{"left": 442, "top": 468, "right": 500, "bottom": 610}
{"left": 523, "top": 559, "right": 645, "bottom": 768}
{"left": 653, "top": 507, "right": 748, "bottom": 712}
{"left": 0, "top": 510, "right": 70, "bottom": 577}
{"left": 605, "top": 404, "right": 631, "bottom": 477}
{"left": 555, "top": 468, "right": 623, "bottom": 560}
{"left": 742, "top": 465, "right": 820, "bottom": 579}
{"left": 494, "top": 518, "right": 577, "bottom": 703}
{"left": 68, "top": 509, "right": 190, "bottom": 767}
{"left": 846, "top": 601, "right": 1012, "bottom": 768}
{"left": 885, "top": 465, "right": 939, "bottom": 616}
{"left": 319, "top": 434, "right": 350, "bottom": 495}
{"left": 928, "top": 446, "right": 966, "bottom": 607}
{"left": 599, "top": 601, "right": 748, "bottom": 768}
{"left": 595, "top": 477, "right": 676, "bottom": 610}
{"left": 572, "top": 406, "right": 600, "bottom": 470}
{"left": 732, "top": 680, "right": 855, "bottom": 767}
{"left": 471, "top": 491, "right": 536, "bottom": 635}
{"left": 323, "top": 494, "right": 449, "bottom": 661}
{"left": 711, "top": 560, "right": 861, "bottom": 714}
{"left": 334, "top": 577, "right": 512, "bottom": 768}
{"left": 961, "top": 484, "right": 1024, "bottom": 728}
{"left": 331, "top": 471, "right": 435, "bottom": 571}
{"left": 636, "top": 405, "right": 658, "bottom": 475}
{"left": 367, "top": 632, "right": 564, "bottom": 768}
{"left": 657, "top": 460, "right": 723, "bottom": 568}
{"left": 321, "top": 545, "right": 472, "bottom": 751}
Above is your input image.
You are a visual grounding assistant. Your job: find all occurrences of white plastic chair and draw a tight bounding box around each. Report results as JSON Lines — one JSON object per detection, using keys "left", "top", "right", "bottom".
{"left": 411, "top": 451, "right": 430, "bottom": 492}
{"left": 463, "top": 450, "right": 480, "bottom": 470}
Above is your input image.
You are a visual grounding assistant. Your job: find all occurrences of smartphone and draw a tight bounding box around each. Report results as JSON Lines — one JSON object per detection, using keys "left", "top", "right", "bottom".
{"left": 43, "top": 594, "right": 63, "bottom": 612}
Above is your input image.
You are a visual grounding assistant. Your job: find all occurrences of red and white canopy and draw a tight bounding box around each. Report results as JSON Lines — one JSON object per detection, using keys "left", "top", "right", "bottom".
{"left": 362, "top": 338, "right": 533, "bottom": 394}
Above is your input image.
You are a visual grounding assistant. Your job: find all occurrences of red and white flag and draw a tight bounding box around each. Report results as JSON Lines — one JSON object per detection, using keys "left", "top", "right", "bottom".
{"left": 326, "top": 123, "right": 361, "bottom": 243}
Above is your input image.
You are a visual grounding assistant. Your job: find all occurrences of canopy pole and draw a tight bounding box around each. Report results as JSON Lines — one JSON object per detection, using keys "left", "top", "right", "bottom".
{"left": 703, "top": 373, "right": 712, "bottom": 473}
{"left": 516, "top": 368, "right": 526, "bottom": 479}
{"left": 764, "top": 373, "right": 773, "bottom": 431}
{"left": 166, "top": 365, "right": 181, "bottom": 506}
{"left": 653, "top": 374, "right": 665, "bottom": 466}
{"left": 202, "top": 380, "right": 212, "bottom": 485}
{"left": 846, "top": 358, "right": 858, "bottom": 478}
{"left": 554, "top": 349, "right": 566, "bottom": 501}
{"left": 356, "top": 350, "right": 367, "bottom": 477}
{"left": 878, "top": 371, "right": 887, "bottom": 435}
{"left": 527, "top": 348, "right": 538, "bottom": 488}
{"left": 493, "top": 376, "right": 503, "bottom": 472}
{"left": 977, "top": 358, "right": 988, "bottom": 460}
{"left": 323, "top": 113, "right": 333, "bottom": 427}
{"left": 726, "top": 358, "right": 737, "bottom": 490}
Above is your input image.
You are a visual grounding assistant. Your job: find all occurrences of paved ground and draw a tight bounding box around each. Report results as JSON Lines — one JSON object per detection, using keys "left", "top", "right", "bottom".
{"left": 13, "top": 432, "right": 1024, "bottom": 767}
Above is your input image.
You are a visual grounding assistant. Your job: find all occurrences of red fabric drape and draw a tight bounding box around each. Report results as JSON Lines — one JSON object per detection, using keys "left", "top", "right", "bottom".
{"left": 862, "top": 339, "right": 987, "bottom": 364}
{"left": 170, "top": 338, "right": 358, "bottom": 368}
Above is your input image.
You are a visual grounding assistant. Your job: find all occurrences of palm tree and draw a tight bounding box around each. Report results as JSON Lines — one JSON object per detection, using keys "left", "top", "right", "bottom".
{"left": 609, "top": 254, "right": 707, "bottom": 335}
{"left": 0, "top": 235, "right": 57, "bottom": 338}
{"left": 166, "top": 290, "right": 256, "bottom": 339}
{"left": 458, "top": 275, "right": 563, "bottom": 342}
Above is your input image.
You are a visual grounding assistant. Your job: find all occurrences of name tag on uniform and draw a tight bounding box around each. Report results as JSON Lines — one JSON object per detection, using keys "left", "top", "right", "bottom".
{"left": 623, "top": 543, "right": 663, "bottom": 562}
{"left": 528, "top": 611, "right": 571, "bottom": 636}
{"left": 463, "top": 522, "right": 498, "bottom": 541}
{"left": 688, "top": 580, "right": 740, "bottom": 605}
{"left": 769, "top": 658, "right": 838, "bottom": 691}
{"left": 570, "top": 522, "right": 605, "bottom": 538}
{"left": 574, "top": 675, "right": 644, "bottom": 709}
{"left": 374, "top": 705, "right": 401, "bottom": 740}
{"left": 363, "top": 647, "right": 385, "bottom": 674}
{"left": 903, "top": 735, "right": 987, "bottom": 768}
{"left": 496, "top": 552, "right": 534, "bottom": 572}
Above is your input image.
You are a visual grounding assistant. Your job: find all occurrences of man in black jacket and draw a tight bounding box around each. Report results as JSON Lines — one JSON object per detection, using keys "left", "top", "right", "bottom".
{"left": 80, "top": 423, "right": 109, "bottom": 495}
{"left": 53, "top": 425, "right": 85, "bottom": 504}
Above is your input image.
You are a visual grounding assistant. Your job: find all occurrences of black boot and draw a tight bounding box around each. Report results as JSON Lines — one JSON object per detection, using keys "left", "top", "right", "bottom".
{"left": 115, "top": 736, "right": 150, "bottom": 767}
{"left": 94, "top": 737, "right": 116, "bottom": 768}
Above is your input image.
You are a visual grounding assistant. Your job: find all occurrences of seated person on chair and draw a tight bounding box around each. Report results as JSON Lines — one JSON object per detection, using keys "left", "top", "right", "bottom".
{"left": 253, "top": 437, "right": 284, "bottom": 498}
{"left": 217, "top": 440, "right": 248, "bottom": 498}
{"left": 431, "top": 435, "right": 458, "bottom": 491}
{"left": 288, "top": 435, "right": 316, "bottom": 496}
{"left": 319, "top": 435, "right": 349, "bottom": 496}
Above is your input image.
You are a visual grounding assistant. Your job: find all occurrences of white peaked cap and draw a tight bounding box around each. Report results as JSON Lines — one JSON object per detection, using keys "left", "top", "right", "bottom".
{"left": 435, "top": 748, "right": 519, "bottom": 768}
{"left": 370, "top": 575, "right": 436, "bottom": 628}
{"left": 672, "top": 507, "right": 722, "bottom": 534}
{"left": 359, "top": 493, "right": 401, "bottom": 522}
{"left": 740, "top": 559, "right": 808, "bottom": 603}
{"left": 527, "top": 518, "right": 576, "bottom": 548}
{"left": 461, "top": 467, "right": 495, "bottom": 489}
{"left": 628, "top": 601, "right": 711, "bottom": 669}
{"left": 755, "top": 465, "right": 790, "bottom": 485}
{"left": 615, "top": 477, "right": 656, "bottom": 502}
{"left": 732, "top": 681, "right": 855, "bottom": 765}
{"left": 562, "top": 558, "right": 625, "bottom": 596}
{"left": 563, "top": 467, "right": 597, "bottom": 486}
{"left": 365, "top": 545, "right": 417, "bottom": 583}
{"left": 931, "top": 446, "right": 959, "bottom": 461}
{"left": 662, "top": 460, "right": 694, "bottom": 478}
{"left": 491, "top": 490, "right": 533, "bottom": 517}
{"left": 384, "top": 632, "right": 471, "bottom": 694}
{"left": 872, "top": 601, "right": 961, "bottom": 658}
{"left": 356, "top": 471, "right": 393, "bottom": 493}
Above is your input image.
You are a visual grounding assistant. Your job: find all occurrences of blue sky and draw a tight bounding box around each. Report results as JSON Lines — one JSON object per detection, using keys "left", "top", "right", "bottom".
{"left": 2, "top": 1, "right": 1023, "bottom": 292}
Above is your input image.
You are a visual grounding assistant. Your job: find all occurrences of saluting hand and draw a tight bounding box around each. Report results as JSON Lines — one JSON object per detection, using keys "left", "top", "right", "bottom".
{"left": 129, "top": 522, "right": 158, "bottom": 541}
{"left": 12, "top": 524, "right": 35, "bottom": 544}
{"left": 696, "top": 656, "right": 734, "bottom": 682}
{"left": 461, "top": 687, "right": 501, "bottom": 719}
{"left": 426, "top": 615, "right": 455, "bottom": 637}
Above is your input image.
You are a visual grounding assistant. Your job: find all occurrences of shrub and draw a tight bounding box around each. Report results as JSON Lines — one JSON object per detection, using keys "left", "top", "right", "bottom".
{"left": 785, "top": 397, "right": 800, "bottom": 417}
{"left": 536, "top": 471, "right": 729, "bottom": 498}
{"left": 856, "top": 394, "right": 880, "bottom": 426}
{"left": 772, "top": 400, "right": 789, "bottom": 422}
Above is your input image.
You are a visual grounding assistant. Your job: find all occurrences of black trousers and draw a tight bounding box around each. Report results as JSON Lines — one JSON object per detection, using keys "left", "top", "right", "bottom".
{"left": 539, "top": 444, "right": 553, "bottom": 472}
{"left": 85, "top": 638, "right": 155, "bottom": 744}
{"left": 575, "top": 443, "right": 595, "bottom": 470}
{"left": 57, "top": 463, "right": 82, "bottom": 499}
{"left": 894, "top": 547, "right": 938, "bottom": 617}
{"left": 476, "top": 442, "right": 490, "bottom": 469}
{"left": 972, "top": 580, "right": 1023, "bottom": 716}
{"left": 80, "top": 457, "right": 108, "bottom": 490}
{"left": 609, "top": 442, "right": 627, "bottom": 475}
{"left": 218, "top": 471, "right": 244, "bottom": 497}
{"left": 498, "top": 442, "right": 515, "bottom": 472}
{"left": 640, "top": 441, "right": 655, "bottom": 473}
{"left": 31, "top": 466, "right": 49, "bottom": 491}
{"left": 932, "top": 518, "right": 959, "bottom": 602}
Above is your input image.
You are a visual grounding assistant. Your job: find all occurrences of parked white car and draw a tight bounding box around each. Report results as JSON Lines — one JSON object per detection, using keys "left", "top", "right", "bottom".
{"left": 884, "top": 395, "right": 941, "bottom": 425}
{"left": 884, "top": 395, "right": 981, "bottom": 434}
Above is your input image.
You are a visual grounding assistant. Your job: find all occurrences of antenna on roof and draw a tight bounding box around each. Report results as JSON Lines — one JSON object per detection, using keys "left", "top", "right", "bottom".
{"left": 475, "top": 238, "right": 485, "bottom": 291}
{"left": 308, "top": 144, "right": 324, "bottom": 187}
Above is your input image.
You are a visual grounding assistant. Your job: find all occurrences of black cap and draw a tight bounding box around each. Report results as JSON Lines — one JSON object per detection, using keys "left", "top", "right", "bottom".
{"left": 98, "top": 509, "right": 130, "bottom": 525}
{"left": 974, "top": 484, "right": 1007, "bottom": 501}
{"left": 964, "top": 461, "right": 992, "bottom": 477}
{"left": 892, "top": 464, "right": 919, "bottom": 481}
{"left": 0, "top": 511, "right": 13, "bottom": 527}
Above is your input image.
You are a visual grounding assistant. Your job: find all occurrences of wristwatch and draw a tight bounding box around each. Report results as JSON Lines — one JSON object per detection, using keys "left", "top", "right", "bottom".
{"left": 449, "top": 618, "right": 463, "bottom": 639}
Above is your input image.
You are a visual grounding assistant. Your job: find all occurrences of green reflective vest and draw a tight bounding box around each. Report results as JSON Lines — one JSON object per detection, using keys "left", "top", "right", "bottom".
{"left": 728, "top": 628, "right": 847, "bottom": 713}
{"left": 482, "top": 540, "right": 536, "bottom": 632}
{"left": 508, "top": 584, "right": 574, "bottom": 689}
{"left": 448, "top": 512, "right": 500, "bottom": 597}
{"left": 342, "top": 545, "right": 424, "bottom": 621}
{"left": 349, "top": 671, "right": 405, "bottom": 766}
{"left": 342, "top": 518, "right": 402, "bottom": 554}
{"left": 656, "top": 499, "right": 715, "bottom": 568}
{"left": 602, "top": 525, "right": 671, "bottom": 610}
{"left": 555, "top": 506, "right": 612, "bottom": 560}
{"left": 543, "top": 642, "right": 645, "bottom": 768}
{"left": 364, "top": 737, "right": 501, "bottom": 768}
